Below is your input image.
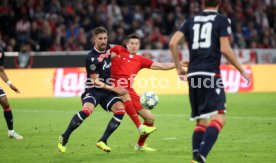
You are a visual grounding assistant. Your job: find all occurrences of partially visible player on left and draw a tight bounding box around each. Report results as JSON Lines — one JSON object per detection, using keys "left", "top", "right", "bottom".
{"left": 0, "top": 49, "right": 23, "bottom": 140}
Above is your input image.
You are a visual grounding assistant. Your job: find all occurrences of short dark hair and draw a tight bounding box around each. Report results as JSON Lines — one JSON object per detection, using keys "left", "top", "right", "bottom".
{"left": 126, "top": 33, "right": 141, "bottom": 42}
{"left": 204, "top": 0, "right": 221, "bottom": 7}
{"left": 93, "top": 26, "right": 107, "bottom": 36}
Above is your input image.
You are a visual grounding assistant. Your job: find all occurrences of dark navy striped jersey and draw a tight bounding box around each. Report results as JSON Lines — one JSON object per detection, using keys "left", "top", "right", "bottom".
{"left": 178, "top": 10, "right": 231, "bottom": 76}
{"left": 85, "top": 45, "right": 112, "bottom": 88}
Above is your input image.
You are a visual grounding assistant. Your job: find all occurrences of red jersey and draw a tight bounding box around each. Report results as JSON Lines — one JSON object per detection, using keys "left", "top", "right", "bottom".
{"left": 110, "top": 45, "right": 153, "bottom": 87}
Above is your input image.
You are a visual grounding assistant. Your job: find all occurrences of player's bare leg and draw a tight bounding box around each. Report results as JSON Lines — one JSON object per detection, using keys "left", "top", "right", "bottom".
{"left": 97, "top": 101, "right": 125, "bottom": 153}
{"left": 0, "top": 96, "right": 23, "bottom": 140}
{"left": 194, "top": 114, "right": 226, "bottom": 163}
{"left": 121, "top": 94, "right": 156, "bottom": 135}
{"left": 58, "top": 102, "right": 94, "bottom": 153}
{"left": 135, "top": 108, "right": 156, "bottom": 152}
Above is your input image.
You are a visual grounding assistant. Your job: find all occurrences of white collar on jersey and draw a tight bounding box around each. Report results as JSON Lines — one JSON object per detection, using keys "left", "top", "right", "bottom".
{"left": 204, "top": 9, "right": 218, "bottom": 13}
{"left": 94, "top": 46, "right": 106, "bottom": 53}
{"left": 129, "top": 54, "right": 134, "bottom": 58}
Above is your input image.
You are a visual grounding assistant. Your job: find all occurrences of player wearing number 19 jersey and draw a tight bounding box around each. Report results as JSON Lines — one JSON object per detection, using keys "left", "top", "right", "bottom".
{"left": 169, "top": 0, "right": 250, "bottom": 162}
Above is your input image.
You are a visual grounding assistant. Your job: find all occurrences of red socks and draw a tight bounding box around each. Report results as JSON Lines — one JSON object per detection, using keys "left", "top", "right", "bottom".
{"left": 124, "top": 100, "right": 154, "bottom": 146}
{"left": 124, "top": 101, "right": 142, "bottom": 128}
{"left": 137, "top": 122, "right": 153, "bottom": 146}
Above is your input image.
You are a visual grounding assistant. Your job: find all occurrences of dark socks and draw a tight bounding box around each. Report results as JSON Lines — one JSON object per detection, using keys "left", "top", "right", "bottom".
{"left": 197, "top": 120, "right": 223, "bottom": 161}
{"left": 99, "top": 114, "right": 124, "bottom": 144}
{"left": 192, "top": 124, "right": 206, "bottom": 158}
{"left": 4, "top": 109, "right": 13, "bottom": 130}
{"left": 198, "top": 126, "right": 219, "bottom": 158}
{"left": 62, "top": 111, "right": 89, "bottom": 145}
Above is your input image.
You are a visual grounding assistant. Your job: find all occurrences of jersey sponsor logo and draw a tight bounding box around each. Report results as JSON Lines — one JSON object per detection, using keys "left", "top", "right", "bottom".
{"left": 221, "top": 65, "right": 253, "bottom": 93}
{"left": 97, "top": 50, "right": 110, "bottom": 62}
{"left": 53, "top": 68, "right": 85, "bottom": 97}
{"left": 102, "top": 60, "right": 111, "bottom": 70}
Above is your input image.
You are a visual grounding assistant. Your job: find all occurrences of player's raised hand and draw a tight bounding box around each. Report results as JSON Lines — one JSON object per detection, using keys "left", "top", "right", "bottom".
{"left": 241, "top": 70, "right": 251, "bottom": 85}
{"left": 9, "top": 84, "right": 20, "bottom": 94}
{"left": 114, "top": 87, "right": 128, "bottom": 96}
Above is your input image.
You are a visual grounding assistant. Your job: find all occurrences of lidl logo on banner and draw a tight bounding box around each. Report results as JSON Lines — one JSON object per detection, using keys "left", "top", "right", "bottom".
{"left": 53, "top": 68, "right": 86, "bottom": 97}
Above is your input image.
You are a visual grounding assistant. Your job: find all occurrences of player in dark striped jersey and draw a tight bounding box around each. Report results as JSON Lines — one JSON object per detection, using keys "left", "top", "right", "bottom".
{"left": 0, "top": 49, "right": 23, "bottom": 140}
{"left": 57, "top": 27, "right": 128, "bottom": 153}
{"left": 169, "top": 0, "right": 250, "bottom": 162}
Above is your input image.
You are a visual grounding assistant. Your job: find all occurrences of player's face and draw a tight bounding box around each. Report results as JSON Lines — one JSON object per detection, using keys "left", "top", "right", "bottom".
{"left": 126, "top": 39, "right": 140, "bottom": 54}
{"left": 95, "top": 32, "right": 108, "bottom": 51}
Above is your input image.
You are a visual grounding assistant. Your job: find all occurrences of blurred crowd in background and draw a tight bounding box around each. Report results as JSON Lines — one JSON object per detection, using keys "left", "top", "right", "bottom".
{"left": 0, "top": 0, "right": 275, "bottom": 53}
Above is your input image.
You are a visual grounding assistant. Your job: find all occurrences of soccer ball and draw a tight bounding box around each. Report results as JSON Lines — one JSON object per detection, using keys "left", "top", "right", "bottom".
{"left": 140, "top": 91, "right": 159, "bottom": 110}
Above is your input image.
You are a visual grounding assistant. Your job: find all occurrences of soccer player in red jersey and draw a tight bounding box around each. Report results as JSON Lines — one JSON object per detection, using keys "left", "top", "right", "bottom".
{"left": 105, "top": 34, "right": 187, "bottom": 151}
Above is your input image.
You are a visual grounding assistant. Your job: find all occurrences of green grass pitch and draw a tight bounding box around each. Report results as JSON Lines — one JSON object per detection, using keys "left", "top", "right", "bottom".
{"left": 0, "top": 93, "right": 275, "bottom": 163}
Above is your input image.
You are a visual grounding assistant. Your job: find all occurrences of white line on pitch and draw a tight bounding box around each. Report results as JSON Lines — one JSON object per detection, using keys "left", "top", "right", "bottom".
{"left": 162, "top": 137, "right": 178, "bottom": 140}
{"left": 13, "top": 109, "right": 276, "bottom": 121}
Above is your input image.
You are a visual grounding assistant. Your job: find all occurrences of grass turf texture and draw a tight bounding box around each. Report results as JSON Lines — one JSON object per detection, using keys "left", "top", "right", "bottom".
{"left": 0, "top": 92, "right": 275, "bottom": 163}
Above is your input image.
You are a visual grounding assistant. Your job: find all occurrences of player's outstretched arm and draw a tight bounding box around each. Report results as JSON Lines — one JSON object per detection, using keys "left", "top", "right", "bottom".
{"left": 149, "top": 61, "right": 188, "bottom": 70}
{"left": 90, "top": 73, "right": 128, "bottom": 96}
{"left": 150, "top": 62, "right": 175, "bottom": 70}
{"left": 220, "top": 37, "right": 250, "bottom": 84}
{"left": 0, "top": 66, "right": 20, "bottom": 93}
{"left": 169, "top": 31, "right": 186, "bottom": 75}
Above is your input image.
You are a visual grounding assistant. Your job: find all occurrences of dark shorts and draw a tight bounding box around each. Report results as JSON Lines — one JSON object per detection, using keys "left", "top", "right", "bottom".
{"left": 0, "top": 87, "right": 6, "bottom": 97}
{"left": 81, "top": 88, "right": 122, "bottom": 112}
{"left": 188, "top": 76, "right": 226, "bottom": 120}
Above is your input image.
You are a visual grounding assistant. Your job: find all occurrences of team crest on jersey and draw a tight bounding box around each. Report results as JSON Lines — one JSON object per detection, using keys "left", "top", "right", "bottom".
{"left": 90, "top": 64, "right": 96, "bottom": 71}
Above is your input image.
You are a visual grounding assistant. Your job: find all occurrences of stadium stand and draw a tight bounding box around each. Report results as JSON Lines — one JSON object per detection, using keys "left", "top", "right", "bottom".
{"left": 0, "top": 0, "right": 275, "bottom": 52}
